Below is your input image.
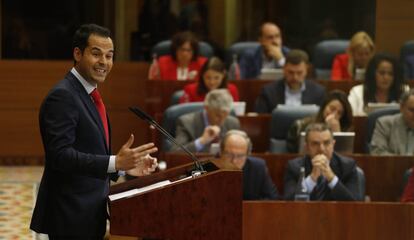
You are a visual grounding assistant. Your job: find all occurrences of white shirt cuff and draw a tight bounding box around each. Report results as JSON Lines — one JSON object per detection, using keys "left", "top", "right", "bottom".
{"left": 328, "top": 176, "right": 339, "bottom": 189}
{"left": 195, "top": 138, "right": 204, "bottom": 152}
{"left": 305, "top": 175, "right": 317, "bottom": 193}
{"left": 278, "top": 57, "right": 286, "bottom": 66}
{"left": 107, "top": 155, "right": 117, "bottom": 173}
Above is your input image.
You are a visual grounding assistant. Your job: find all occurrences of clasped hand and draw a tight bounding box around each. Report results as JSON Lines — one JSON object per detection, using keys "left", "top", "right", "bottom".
{"left": 310, "top": 154, "right": 335, "bottom": 182}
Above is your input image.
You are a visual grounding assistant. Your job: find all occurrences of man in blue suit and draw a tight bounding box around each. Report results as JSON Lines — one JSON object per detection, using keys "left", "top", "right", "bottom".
{"left": 217, "top": 130, "right": 278, "bottom": 200}
{"left": 30, "top": 24, "right": 159, "bottom": 239}
{"left": 239, "top": 22, "right": 289, "bottom": 79}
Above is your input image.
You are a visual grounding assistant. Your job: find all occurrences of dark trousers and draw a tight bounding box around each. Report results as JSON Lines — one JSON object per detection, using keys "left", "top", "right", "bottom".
{"left": 48, "top": 235, "right": 104, "bottom": 240}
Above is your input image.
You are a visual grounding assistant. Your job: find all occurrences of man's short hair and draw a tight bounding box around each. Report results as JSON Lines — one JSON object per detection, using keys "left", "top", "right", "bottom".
{"left": 72, "top": 24, "right": 111, "bottom": 53}
{"left": 400, "top": 88, "right": 414, "bottom": 105}
{"left": 220, "top": 130, "right": 253, "bottom": 154}
{"left": 258, "top": 22, "right": 279, "bottom": 37}
{"left": 304, "top": 123, "right": 333, "bottom": 142}
{"left": 204, "top": 89, "right": 233, "bottom": 112}
{"left": 285, "top": 49, "right": 309, "bottom": 65}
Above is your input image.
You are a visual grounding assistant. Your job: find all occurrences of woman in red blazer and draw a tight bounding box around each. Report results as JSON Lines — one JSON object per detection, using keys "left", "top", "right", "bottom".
{"left": 180, "top": 57, "right": 240, "bottom": 103}
{"left": 331, "top": 31, "right": 375, "bottom": 81}
{"left": 156, "top": 31, "right": 207, "bottom": 81}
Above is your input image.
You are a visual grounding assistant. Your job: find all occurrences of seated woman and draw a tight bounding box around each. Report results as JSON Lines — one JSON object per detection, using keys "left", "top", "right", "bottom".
{"left": 331, "top": 31, "right": 375, "bottom": 81}
{"left": 156, "top": 31, "right": 207, "bottom": 81}
{"left": 287, "top": 90, "right": 353, "bottom": 153}
{"left": 348, "top": 53, "right": 409, "bottom": 116}
{"left": 179, "top": 57, "right": 240, "bottom": 103}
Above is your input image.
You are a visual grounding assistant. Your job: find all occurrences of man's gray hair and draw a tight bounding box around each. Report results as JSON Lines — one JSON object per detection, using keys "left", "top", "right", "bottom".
{"left": 400, "top": 88, "right": 414, "bottom": 105}
{"left": 304, "top": 122, "right": 333, "bottom": 142}
{"left": 204, "top": 89, "right": 234, "bottom": 112}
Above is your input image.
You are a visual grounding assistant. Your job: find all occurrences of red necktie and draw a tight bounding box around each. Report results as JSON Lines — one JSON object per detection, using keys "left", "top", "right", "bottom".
{"left": 90, "top": 89, "right": 109, "bottom": 148}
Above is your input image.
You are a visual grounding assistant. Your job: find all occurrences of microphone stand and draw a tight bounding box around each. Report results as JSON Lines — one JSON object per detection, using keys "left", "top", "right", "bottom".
{"left": 129, "top": 107, "right": 206, "bottom": 177}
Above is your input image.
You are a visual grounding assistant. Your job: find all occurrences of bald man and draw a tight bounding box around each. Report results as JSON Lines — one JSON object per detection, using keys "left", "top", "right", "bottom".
{"left": 239, "top": 22, "right": 290, "bottom": 79}
{"left": 216, "top": 130, "right": 278, "bottom": 200}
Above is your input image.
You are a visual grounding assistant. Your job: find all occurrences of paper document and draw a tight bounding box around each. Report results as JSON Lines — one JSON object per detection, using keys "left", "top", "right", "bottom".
{"left": 109, "top": 180, "right": 171, "bottom": 201}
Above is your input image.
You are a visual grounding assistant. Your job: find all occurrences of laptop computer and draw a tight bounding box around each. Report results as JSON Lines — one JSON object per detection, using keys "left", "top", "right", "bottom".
{"left": 258, "top": 68, "right": 284, "bottom": 80}
{"left": 298, "top": 131, "right": 355, "bottom": 154}
{"left": 232, "top": 101, "right": 246, "bottom": 116}
{"left": 365, "top": 102, "right": 399, "bottom": 114}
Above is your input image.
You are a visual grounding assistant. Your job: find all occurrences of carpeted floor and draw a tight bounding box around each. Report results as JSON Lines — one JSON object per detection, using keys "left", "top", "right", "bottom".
{"left": 0, "top": 166, "right": 43, "bottom": 240}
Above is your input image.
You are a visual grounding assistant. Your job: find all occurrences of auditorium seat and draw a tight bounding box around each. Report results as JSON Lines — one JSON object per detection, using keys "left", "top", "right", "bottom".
{"left": 269, "top": 105, "right": 319, "bottom": 153}
{"left": 400, "top": 40, "right": 414, "bottom": 79}
{"left": 151, "top": 40, "right": 214, "bottom": 58}
{"left": 365, "top": 107, "right": 400, "bottom": 153}
{"left": 225, "top": 41, "right": 260, "bottom": 66}
{"left": 161, "top": 102, "right": 204, "bottom": 151}
{"left": 313, "top": 40, "right": 349, "bottom": 80}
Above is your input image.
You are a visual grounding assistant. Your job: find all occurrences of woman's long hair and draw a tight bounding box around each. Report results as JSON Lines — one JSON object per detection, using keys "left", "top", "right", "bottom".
{"left": 315, "top": 90, "right": 353, "bottom": 131}
{"left": 197, "top": 57, "right": 227, "bottom": 95}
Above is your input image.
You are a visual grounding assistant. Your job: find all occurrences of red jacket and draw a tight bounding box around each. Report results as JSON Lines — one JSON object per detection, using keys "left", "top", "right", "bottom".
{"left": 401, "top": 168, "right": 414, "bottom": 202}
{"left": 331, "top": 53, "right": 351, "bottom": 81}
{"left": 179, "top": 82, "right": 240, "bottom": 103}
{"left": 158, "top": 55, "right": 207, "bottom": 81}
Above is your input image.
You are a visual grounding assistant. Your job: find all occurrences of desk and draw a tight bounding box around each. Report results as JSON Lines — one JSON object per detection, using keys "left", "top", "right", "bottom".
{"left": 145, "top": 79, "right": 364, "bottom": 116}
{"left": 162, "top": 153, "right": 414, "bottom": 202}
{"left": 243, "top": 201, "right": 414, "bottom": 240}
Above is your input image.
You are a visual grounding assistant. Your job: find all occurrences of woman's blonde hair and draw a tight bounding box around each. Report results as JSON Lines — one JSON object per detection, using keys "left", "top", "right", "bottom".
{"left": 347, "top": 31, "right": 375, "bottom": 76}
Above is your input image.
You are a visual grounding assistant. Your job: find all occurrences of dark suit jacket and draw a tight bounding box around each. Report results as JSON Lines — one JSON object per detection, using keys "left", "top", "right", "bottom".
{"left": 254, "top": 79, "right": 326, "bottom": 113}
{"left": 240, "top": 45, "right": 290, "bottom": 79}
{"left": 283, "top": 153, "right": 359, "bottom": 201}
{"left": 243, "top": 157, "right": 279, "bottom": 200}
{"left": 172, "top": 111, "right": 240, "bottom": 152}
{"left": 30, "top": 72, "right": 118, "bottom": 237}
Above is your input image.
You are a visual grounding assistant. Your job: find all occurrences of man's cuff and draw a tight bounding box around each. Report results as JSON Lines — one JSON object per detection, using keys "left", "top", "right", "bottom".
{"left": 328, "top": 176, "right": 339, "bottom": 189}
{"left": 107, "top": 155, "right": 117, "bottom": 173}
{"left": 305, "top": 175, "right": 317, "bottom": 193}
{"left": 278, "top": 57, "right": 286, "bottom": 66}
{"left": 195, "top": 138, "right": 204, "bottom": 152}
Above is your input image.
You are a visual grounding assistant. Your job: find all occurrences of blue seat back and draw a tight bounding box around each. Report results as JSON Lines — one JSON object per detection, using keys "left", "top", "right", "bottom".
{"left": 161, "top": 102, "right": 204, "bottom": 150}
{"left": 313, "top": 40, "right": 349, "bottom": 80}
{"left": 151, "top": 40, "right": 214, "bottom": 58}
{"left": 365, "top": 107, "right": 400, "bottom": 153}
{"left": 269, "top": 105, "right": 319, "bottom": 153}
{"left": 225, "top": 41, "right": 260, "bottom": 66}
{"left": 400, "top": 40, "right": 414, "bottom": 79}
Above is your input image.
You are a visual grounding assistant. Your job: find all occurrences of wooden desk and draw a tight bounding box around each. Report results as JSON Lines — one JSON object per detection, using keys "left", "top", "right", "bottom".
{"left": 145, "top": 79, "right": 364, "bottom": 116}
{"left": 243, "top": 201, "right": 414, "bottom": 240}
{"left": 162, "top": 153, "right": 414, "bottom": 202}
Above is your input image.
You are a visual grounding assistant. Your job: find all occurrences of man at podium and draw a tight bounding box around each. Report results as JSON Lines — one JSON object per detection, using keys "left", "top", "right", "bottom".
{"left": 217, "top": 130, "right": 279, "bottom": 200}
{"left": 30, "top": 24, "right": 159, "bottom": 239}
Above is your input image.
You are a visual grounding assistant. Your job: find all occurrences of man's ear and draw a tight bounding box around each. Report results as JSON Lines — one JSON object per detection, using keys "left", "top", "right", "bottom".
{"left": 73, "top": 47, "right": 82, "bottom": 63}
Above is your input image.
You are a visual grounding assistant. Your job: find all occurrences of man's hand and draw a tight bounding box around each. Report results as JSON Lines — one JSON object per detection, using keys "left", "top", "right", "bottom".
{"left": 115, "top": 134, "right": 158, "bottom": 171}
{"left": 325, "top": 112, "right": 341, "bottom": 132}
{"left": 126, "top": 154, "right": 158, "bottom": 176}
{"left": 311, "top": 154, "right": 335, "bottom": 182}
{"left": 263, "top": 43, "right": 283, "bottom": 61}
{"left": 199, "top": 125, "right": 221, "bottom": 145}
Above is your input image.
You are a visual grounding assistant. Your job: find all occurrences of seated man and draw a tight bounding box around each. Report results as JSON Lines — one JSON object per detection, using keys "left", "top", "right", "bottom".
{"left": 239, "top": 22, "right": 289, "bottom": 79}
{"left": 173, "top": 89, "right": 240, "bottom": 153}
{"left": 283, "top": 123, "right": 360, "bottom": 201}
{"left": 254, "top": 49, "right": 326, "bottom": 113}
{"left": 216, "top": 130, "right": 279, "bottom": 200}
{"left": 370, "top": 89, "right": 414, "bottom": 155}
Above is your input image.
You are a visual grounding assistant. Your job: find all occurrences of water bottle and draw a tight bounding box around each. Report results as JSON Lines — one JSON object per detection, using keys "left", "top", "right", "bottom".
{"left": 148, "top": 53, "right": 160, "bottom": 80}
{"left": 294, "top": 167, "right": 310, "bottom": 201}
{"left": 228, "top": 54, "right": 241, "bottom": 80}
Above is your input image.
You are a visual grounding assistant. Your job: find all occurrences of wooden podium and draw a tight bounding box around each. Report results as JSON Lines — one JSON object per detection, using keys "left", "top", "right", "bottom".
{"left": 109, "top": 161, "right": 242, "bottom": 240}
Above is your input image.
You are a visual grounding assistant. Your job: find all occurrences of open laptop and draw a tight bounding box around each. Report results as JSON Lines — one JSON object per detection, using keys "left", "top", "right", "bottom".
{"left": 232, "top": 101, "right": 246, "bottom": 116}
{"left": 258, "top": 68, "right": 284, "bottom": 80}
{"left": 298, "top": 131, "right": 355, "bottom": 154}
{"left": 365, "top": 102, "right": 400, "bottom": 114}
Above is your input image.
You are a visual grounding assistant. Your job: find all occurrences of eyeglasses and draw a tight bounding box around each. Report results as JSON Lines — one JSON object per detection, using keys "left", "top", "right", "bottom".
{"left": 222, "top": 152, "right": 247, "bottom": 160}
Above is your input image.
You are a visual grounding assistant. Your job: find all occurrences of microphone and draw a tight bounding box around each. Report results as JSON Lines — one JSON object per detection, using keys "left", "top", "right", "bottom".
{"left": 129, "top": 106, "right": 205, "bottom": 175}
